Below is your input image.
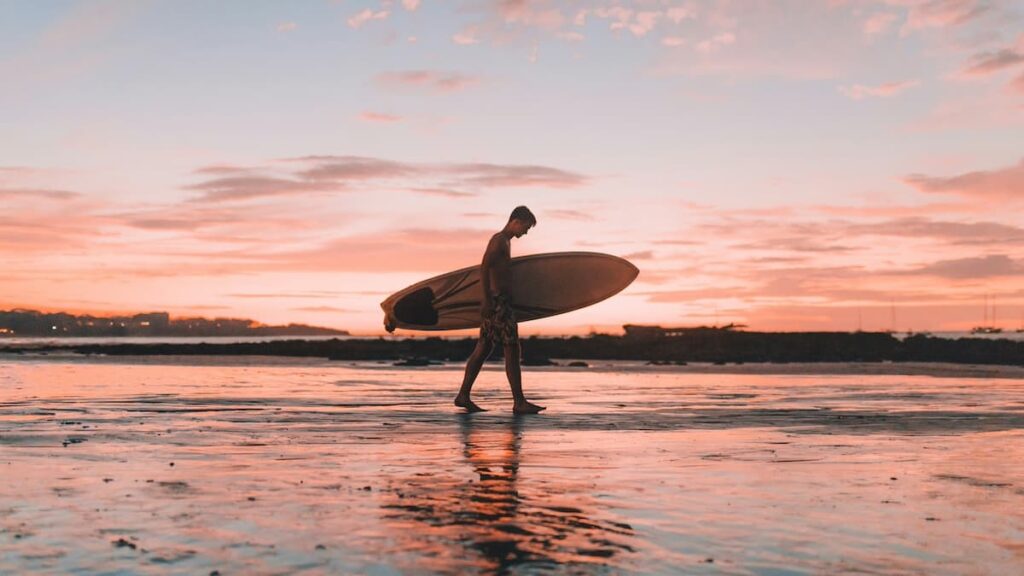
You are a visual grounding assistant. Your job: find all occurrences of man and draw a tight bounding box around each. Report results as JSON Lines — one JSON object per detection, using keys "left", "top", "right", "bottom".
{"left": 455, "top": 206, "right": 545, "bottom": 414}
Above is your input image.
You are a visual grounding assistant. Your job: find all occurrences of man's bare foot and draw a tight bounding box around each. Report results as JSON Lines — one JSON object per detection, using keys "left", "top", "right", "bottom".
{"left": 513, "top": 400, "right": 546, "bottom": 414}
{"left": 454, "top": 395, "right": 487, "bottom": 412}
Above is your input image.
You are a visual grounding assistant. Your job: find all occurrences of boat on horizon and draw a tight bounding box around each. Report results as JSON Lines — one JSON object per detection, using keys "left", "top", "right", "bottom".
{"left": 970, "top": 326, "right": 1003, "bottom": 334}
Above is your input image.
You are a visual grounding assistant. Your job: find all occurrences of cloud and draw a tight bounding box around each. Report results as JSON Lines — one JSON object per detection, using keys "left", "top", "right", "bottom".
{"left": 276, "top": 21, "right": 298, "bottom": 33}
{"left": 623, "top": 250, "right": 654, "bottom": 260}
{"left": 732, "top": 238, "right": 857, "bottom": 253}
{"left": 227, "top": 292, "right": 343, "bottom": 299}
{"left": 183, "top": 155, "right": 586, "bottom": 203}
{"left": 376, "top": 70, "right": 480, "bottom": 93}
{"left": 899, "top": 0, "right": 988, "bottom": 33}
{"left": 410, "top": 188, "right": 476, "bottom": 198}
{"left": 498, "top": 2, "right": 566, "bottom": 30}
{"left": 116, "top": 203, "right": 320, "bottom": 234}
{"left": 0, "top": 188, "right": 79, "bottom": 201}
{"left": 452, "top": 26, "right": 481, "bottom": 45}
{"left": 696, "top": 32, "right": 735, "bottom": 54}
{"left": 359, "top": 111, "right": 402, "bottom": 123}
{"left": 402, "top": 0, "right": 420, "bottom": 11}
{"left": 1013, "top": 71, "right": 1024, "bottom": 94}
{"left": 445, "top": 163, "right": 586, "bottom": 188}
{"left": 290, "top": 155, "right": 418, "bottom": 181}
{"left": 258, "top": 228, "right": 491, "bottom": 272}
{"left": 665, "top": 6, "right": 696, "bottom": 24}
{"left": 193, "top": 164, "right": 254, "bottom": 175}
{"left": 863, "top": 12, "right": 899, "bottom": 36}
{"left": 908, "top": 254, "right": 1023, "bottom": 278}
{"left": 185, "top": 176, "right": 342, "bottom": 203}
{"left": 960, "top": 48, "right": 1024, "bottom": 76}
{"left": 848, "top": 218, "right": 1024, "bottom": 245}
{"left": 547, "top": 209, "right": 595, "bottom": 221}
{"left": 905, "top": 158, "right": 1024, "bottom": 201}
{"left": 290, "top": 305, "right": 357, "bottom": 313}
{"left": 661, "top": 36, "right": 686, "bottom": 47}
{"left": 347, "top": 9, "right": 389, "bottom": 29}
{"left": 839, "top": 79, "right": 919, "bottom": 99}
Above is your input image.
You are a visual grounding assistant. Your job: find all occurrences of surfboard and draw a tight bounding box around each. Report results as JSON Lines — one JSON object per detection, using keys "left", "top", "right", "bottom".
{"left": 381, "top": 251, "right": 639, "bottom": 332}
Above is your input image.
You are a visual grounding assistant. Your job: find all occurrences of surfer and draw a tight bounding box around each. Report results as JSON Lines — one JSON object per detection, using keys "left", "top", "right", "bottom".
{"left": 455, "top": 206, "right": 546, "bottom": 414}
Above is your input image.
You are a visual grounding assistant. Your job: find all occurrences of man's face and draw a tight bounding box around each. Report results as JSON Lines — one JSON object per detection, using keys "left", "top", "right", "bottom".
{"left": 511, "top": 219, "right": 534, "bottom": 238}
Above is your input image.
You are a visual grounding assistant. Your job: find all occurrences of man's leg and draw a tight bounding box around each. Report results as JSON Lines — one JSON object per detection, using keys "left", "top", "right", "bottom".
{"left": 505, "top": 339, "right": 545, "bottom": 414}
{"left": 455, "top": 338, "right": 493, "bottom": 412}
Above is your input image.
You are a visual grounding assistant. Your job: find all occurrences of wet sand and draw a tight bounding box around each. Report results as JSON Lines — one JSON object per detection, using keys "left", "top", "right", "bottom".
{"left": 2, "top": 360, "right": 1023, "bottom": 574}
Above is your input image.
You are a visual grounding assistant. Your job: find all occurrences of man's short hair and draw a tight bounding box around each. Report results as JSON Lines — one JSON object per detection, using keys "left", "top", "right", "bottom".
{"left": 509, "top": 205, "right": 537, "bottom": 226}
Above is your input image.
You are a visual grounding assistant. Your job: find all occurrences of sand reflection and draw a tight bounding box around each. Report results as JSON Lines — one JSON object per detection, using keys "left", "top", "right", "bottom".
{"left": 380, "top": 415, "right": 635, "bottom": 573}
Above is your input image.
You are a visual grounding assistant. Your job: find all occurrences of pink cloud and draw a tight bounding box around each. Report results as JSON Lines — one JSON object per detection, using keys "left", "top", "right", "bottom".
{"left": 227, "top": 291, "right": 347, "bottom": 299}
{"left": 899, "top": 0, "right": 987, "bottom": 33}
{"left": 810, "top": 201, "right": 978, "bottom": 217}
{"left": 848, "top": 218, "right": 1024, "bottom": 245}
{"left": 665, "top": 6, "right": 697, "bottom": 24}
{"left": 547, "top": 209, "right": 595, "bottom": 221}
{"left": 499, "top": 1, "right": 565, "bottom": 30}
{"left": 452, "top": 26, "right": 481, "bottom": 45}
{"left": 276, "top": 21, "right": 297, "bottom": 33}
{"left": 695, "top": 32, "right": 735, "bottom": 53}
{"left": 347, "top": 9, "right": 389, "bottom": 29}
{"left": 839, "top": 79, "right": 919, "bottom": 99}
{"left": 358, "top": 111, "right": 403, "bottom": 123}
{"left": 291, "top": 305, "right": 357, "bottom": 313}
{"left": 443, "top": 162, "right": 587, "bottom": 188}
{"left": 376, "top": 70, "right": 481, "bottom": 93}
{"left": 1013, "top": 71, "right": 1024, "bottom": 94}
{"left": 863, "top": 12, "right": 899, "bottom": 36}
{"left": 661, "top": 36, "right": 686, "bottom": 47}
{"left": 905, "top": 157, "right": 1024, "bottom": 201}
{"left": 623, "top": 250, "right": 654, "bottom": 260}
{"left": 410, "top": 188, "right": 476, "bottom": 198}
{"left": 261, "top": 228, "right": 491, "bottom": 273}
{"left": 402, "top": 0, "right": 420, "bottom": 11}
{"left": 193, "top": 164, "right": 254, "bottom": 175}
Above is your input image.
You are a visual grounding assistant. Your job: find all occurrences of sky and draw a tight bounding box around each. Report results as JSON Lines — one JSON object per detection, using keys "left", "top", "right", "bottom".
{"left": 1, "top": 0, "right": 1023, "bottom": 335}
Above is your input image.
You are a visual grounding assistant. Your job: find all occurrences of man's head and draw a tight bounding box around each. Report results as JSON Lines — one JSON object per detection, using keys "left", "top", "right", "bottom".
{"left": 507, "top": 205, "right": 536, "bottom": 238}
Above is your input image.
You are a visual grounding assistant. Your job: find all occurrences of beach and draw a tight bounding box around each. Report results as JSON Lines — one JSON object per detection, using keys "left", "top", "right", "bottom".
{"left": 2, "top": 358, "right": 1023, "bottom": 574}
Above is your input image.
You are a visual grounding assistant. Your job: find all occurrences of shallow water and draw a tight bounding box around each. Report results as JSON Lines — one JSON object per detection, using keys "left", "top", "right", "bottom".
{"left": 2, "top": 361, "right": 1023, "bottom": 574}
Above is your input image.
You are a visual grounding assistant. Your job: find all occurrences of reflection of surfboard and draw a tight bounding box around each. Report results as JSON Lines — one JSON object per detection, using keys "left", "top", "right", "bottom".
{"left": 381, "top": 252, "right": 639, "bottom": 332}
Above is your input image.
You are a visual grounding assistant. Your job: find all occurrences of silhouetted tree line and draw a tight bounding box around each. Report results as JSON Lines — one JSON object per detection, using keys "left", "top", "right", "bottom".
{"left": 6, "top": 330, "right": 1021, "bottom": 367}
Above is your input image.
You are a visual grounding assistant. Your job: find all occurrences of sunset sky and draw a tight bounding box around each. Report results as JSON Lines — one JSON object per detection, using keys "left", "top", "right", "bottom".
{"left": 2, "top": 0, "right": 1023, "bottom": 335}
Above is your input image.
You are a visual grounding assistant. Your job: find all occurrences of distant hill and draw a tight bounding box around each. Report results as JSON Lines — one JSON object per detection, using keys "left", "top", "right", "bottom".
{"left": 0, "top": 309, "right": 348, "bottom": 337}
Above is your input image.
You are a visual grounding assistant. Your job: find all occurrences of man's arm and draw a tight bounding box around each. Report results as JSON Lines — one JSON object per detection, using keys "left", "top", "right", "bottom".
{"left": 480, "top": 236, "right": 501, "bottom": 312}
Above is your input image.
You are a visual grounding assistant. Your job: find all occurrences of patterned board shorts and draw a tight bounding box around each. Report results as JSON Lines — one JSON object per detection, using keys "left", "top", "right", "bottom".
{"left": 480, "top": 294, "right": 519, "bottom": 346}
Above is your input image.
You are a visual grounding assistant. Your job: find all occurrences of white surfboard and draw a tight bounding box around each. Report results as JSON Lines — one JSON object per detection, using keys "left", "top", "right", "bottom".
{"left": 381, "top": 251, "right": 639, "bottom": 332}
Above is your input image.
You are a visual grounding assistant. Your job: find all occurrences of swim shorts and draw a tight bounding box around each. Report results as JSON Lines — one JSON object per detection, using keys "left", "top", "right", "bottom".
{"left": 480, "top": 293, "right": 518, "bottom": 346}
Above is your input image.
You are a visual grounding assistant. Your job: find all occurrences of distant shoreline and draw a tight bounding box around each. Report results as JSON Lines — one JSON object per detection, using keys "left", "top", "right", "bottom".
{"left": 1, "top": 331, "right": 1021, "bottom": 368}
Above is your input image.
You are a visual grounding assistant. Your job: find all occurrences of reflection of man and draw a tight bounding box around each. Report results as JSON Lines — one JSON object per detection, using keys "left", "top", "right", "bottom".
{"left": 378, "top": 416, "right": 635, "bottom": 572}
{"left": 455, "top": 206, "right": 545, "bottom": 414}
